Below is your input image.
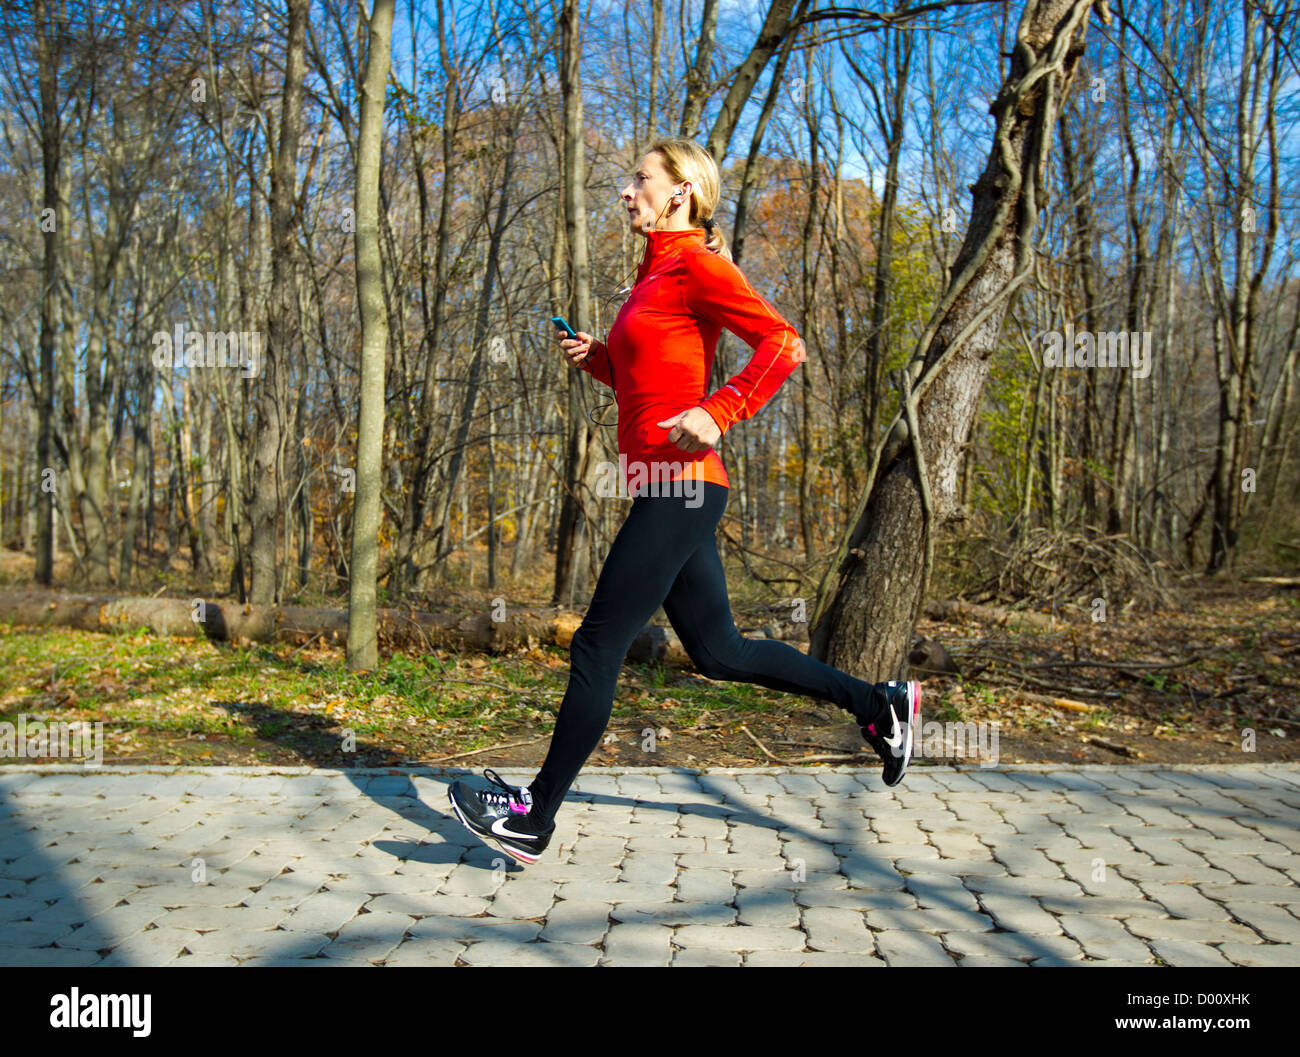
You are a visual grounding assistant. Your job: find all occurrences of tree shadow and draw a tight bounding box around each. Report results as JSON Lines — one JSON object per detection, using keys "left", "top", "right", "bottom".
{"left": 2, "top": 762, "right": 1293, "bottom": 966}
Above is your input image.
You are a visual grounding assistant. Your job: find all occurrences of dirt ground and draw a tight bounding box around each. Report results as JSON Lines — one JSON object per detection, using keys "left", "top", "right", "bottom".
{"left": 1, "top": 551, "right": 1295, "bottom": 771}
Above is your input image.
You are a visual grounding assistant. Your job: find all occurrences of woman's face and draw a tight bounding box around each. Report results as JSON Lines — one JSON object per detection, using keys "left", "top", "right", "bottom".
{"left": 620, "top": 152, "right": 686, "bottom": 237}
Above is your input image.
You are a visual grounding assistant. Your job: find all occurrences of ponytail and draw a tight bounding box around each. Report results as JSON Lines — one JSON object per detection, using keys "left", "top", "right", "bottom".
{"left": 700, "top": 216, "right": 731, "bottom": 261}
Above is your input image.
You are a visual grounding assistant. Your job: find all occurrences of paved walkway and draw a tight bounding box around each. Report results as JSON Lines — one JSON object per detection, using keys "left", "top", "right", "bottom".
{"left": 1, "top": 763, "right": 1297, "bottom": 966}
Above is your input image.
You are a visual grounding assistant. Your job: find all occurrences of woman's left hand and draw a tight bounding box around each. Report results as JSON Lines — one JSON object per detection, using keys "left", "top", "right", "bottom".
{"left": 656, "top": 407, "right": 722, "bottom": 452}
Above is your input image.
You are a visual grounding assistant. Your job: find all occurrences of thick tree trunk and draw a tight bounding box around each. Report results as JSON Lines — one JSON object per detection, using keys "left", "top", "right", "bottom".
{"left": 391, "top": 0, "right": 457, "bottom": 598}
{"left": 809, "top": 0, "right": 1108, "bottom": 679}
{"left": 552, "top": 0, "right": 598, "bottom": 607}
{"left": 33, "top": 0, "right": 59, "bottom": 586}
{"left": 250, "top": 0, "right": 308, "bottom": 603}
{"left": 347, "top": 0, "right": 395, "bottom": 671}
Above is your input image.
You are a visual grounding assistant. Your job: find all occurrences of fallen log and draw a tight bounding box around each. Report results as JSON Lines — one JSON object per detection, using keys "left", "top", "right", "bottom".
{"left": 0, "top": 587, "right": 1066, "bottom": 679}
{"left": 923, "top": 598, "right": 1058, "bottom": 631}
{"left": 1010, "top": 690, "right": 1102, "bottom": 713}
{"left": 0, "top": 588, "right": 697, "bottom": 667}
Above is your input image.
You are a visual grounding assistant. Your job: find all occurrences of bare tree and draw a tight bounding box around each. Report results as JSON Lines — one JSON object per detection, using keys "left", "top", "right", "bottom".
{"left": 250, "top": 0, "right": 308, "bottom": 603}
{"left": 811, "top": 0, "right": 1111, "bottom": 678}
{"left": 552, "top": 0, "right": 599, "bottom": 606}
{"left": 347, "top": 0, "right": 395, "bottom": 671}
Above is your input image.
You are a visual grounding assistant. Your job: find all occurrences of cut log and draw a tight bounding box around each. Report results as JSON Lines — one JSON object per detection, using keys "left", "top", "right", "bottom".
{"left": 1012, "top": 690, "right": 1102, "bottom": 713}
{"left": 0, "top": 589, "right": 701, "bottom": 667}
{"left": 924, "top": 599, "right": 1058, "bottom": 631}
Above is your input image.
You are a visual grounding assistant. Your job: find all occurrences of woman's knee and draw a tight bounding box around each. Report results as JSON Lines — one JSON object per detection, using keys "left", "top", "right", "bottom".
{"left": 569, "top": 622, "right": 602, "bottom": 667}
{"left": 687, "top": 632, "right": 749, "bottom": 682}
{"left": 693, "top": 656, "right": 737, "bottom": 682}
{"left": 569, "top": 620, "right": 628, "bottom": 677}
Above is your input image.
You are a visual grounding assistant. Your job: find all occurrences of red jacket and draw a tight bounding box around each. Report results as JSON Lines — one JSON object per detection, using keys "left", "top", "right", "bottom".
{"left": 580, "top": 227, "right": 804, "bottom": 497}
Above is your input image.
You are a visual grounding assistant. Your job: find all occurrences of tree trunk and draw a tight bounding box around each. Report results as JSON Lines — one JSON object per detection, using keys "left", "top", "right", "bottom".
{"left": 810, "top": 0, "right": 1108, "bottom": 679}
{"left": 392, "top": 0, "right": 458, "bottom": 597}
{"left": 552, "top": 0, "right": 598, "bottom": 607}
{"left": 250, "top": 0, "right": 308, "bottom": 603}
{"left": 33, "top": 0, "right": 60, "bottom": 586}
{"left": 347, "top": 0, "right": 394, "bottom": 671}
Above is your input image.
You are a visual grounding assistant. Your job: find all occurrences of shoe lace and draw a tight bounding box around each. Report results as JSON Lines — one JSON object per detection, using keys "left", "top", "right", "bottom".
{"left": 482, "top": 768, "right": 527, "bottom": 810}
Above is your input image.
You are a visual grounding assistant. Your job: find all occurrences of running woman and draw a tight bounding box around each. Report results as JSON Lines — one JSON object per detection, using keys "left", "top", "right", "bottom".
{"left": 449, "top": 137, "right": 920, "bottom": 865}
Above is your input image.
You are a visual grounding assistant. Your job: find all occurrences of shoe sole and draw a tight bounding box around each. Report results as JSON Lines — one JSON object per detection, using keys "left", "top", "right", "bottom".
{"left": 884, "top": 681, "right": 921, "bottom": 787}
{"left": 447, "top": 789, "right": 542, "bottom": 865}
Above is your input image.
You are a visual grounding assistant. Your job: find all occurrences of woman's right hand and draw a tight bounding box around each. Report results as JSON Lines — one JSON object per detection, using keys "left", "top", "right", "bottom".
{"left": 557, "top": 329, "right": 595, "bottom": 368}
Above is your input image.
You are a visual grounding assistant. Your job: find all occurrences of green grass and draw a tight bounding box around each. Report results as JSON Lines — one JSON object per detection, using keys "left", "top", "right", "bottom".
{"left": 0, "top": 623, "right": 792, "bottom": 764}
{"left": 1078, "top": 708, "right": 1113, "bottom": 730}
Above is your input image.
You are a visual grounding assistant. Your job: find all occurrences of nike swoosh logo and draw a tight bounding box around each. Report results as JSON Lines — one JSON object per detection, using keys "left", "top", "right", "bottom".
{"left": 883, "top": 711, "right": 907, "bottom": 749}
{"left": 490, "top": 817, "right": 536, "bottom": 841}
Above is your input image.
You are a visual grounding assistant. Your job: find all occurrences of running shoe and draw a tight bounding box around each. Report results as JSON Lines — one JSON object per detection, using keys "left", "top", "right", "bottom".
{"left": 859, "top": 680, "right": 921, "bottom": 786}
{"left": 447, "top": 768, "right": 555, "bottom": 865}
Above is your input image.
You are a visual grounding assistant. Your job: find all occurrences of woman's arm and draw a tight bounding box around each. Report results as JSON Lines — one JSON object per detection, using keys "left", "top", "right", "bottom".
{"left": 577, "top": 338, "right": 615, "bottom": 388}
{"left": 683, "top": 252, "right": 804, "bottom": 435}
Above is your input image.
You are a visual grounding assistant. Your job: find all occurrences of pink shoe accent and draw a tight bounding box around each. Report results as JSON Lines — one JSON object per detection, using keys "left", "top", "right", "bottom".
{"left": 509, "top": 800, "right": 529, "bottom": 814}
{"left": 866, "top": 723, "right": 877, "bottom": 736}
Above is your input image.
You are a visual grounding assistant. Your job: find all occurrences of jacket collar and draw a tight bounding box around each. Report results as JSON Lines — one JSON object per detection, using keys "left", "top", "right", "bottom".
{"left": 637, "top": 227, "right": 706, "bottom": 281}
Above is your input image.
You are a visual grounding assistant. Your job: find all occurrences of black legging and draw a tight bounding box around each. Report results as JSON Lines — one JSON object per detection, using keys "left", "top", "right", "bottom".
{"left": 527, "top": 481, "right": 886, "bottom": 823}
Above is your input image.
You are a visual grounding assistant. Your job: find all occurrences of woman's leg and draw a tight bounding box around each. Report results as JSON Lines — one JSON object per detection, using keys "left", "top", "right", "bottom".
{"left": 527, "top": 483, "right": 728, "bottom": 824}
{"left": 661, "top": 526, "right": 887, "bottom": 724}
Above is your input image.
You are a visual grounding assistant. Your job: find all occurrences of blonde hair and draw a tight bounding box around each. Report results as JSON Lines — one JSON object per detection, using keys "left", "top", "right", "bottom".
{"left": 647, "top": 136, "right": 731, "bottom": 261}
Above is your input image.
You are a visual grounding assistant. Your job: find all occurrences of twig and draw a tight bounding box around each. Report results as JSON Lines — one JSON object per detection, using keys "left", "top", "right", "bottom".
{"left": 740, "top": 724, "right": 870, "bottom": 765}
{"left": 740, "top": 723, "right": 784, "bottom": 762}
{"left": 425, "top": 736, "right": 549, "bottom": 762}
{"left": 1004, "top": 672, "right": 1127, "bottom": 698}
{"left": 782, "top": 753, "right": 869, "bottom": 763}
{"left": 1084, "top": 736, "right": 1141, "bottom": 758}
{"left": 772, "top": 738, "right": 866, "bottom": 752}
{"left": 289, "top": 632, "right": 324, "bottom": 658}
{"left": 1022, "top": 650, "right": 1217, "bottom": 672}
{"left": 439, "top": 677, "right": 562, "bottom": 697}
